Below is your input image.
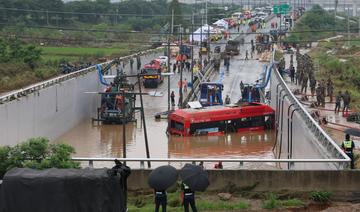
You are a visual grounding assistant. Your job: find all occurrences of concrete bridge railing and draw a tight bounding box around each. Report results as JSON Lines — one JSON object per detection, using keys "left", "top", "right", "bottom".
{"left": 270, "top": 51, "right": 350, "bottom": 170}
{"left": 0, "top": 47, "right": 164, "bottom": 146}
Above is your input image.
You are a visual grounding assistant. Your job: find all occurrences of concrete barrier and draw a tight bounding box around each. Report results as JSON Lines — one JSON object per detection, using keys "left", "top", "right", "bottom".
{"left": 0, "top": 49, "right": 164, "bottom": 146}
{"left": 128, "top": 169, "right": 360, "bottom": 192}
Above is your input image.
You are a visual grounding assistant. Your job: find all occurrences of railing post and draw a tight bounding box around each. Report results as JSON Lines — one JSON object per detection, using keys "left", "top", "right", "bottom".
{"left": 240, "top": 162, "right": 244, "bottom": 167}
{"left": 89, "top": 160, "right": 94, "bottom": 168}
{"left": 140, "top": 161, "right": 145, "bottom": 169}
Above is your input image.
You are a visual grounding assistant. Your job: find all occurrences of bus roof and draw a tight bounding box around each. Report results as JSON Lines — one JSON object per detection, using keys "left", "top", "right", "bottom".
{"left": 170, "top": 103, "right": 274, "bottom": 122}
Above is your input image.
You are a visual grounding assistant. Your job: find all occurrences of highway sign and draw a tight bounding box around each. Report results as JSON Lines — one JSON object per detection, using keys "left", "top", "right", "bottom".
{"left": 273, "top": 4, "right": 290, "bottom": 15}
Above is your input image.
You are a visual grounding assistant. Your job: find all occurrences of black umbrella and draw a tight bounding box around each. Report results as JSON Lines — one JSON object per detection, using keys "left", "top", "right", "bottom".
{"left": 148, "top": 165, "right": 178, "bottom": 191}
{"left": 344, "top": 128, "right": 360, "bottom": 137}
{"left": 180, "top": 164, "right": 209, "bottom": 192}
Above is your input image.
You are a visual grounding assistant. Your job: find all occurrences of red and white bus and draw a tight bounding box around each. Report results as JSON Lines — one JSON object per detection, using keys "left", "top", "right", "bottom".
{"left": 168, "top": 102, "right": 275, "bottom": 136}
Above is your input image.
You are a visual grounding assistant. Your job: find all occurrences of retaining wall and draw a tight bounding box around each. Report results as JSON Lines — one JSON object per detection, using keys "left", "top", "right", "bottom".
{"left": 0, "top": 49, "right": 164, "bottom": 146}
{"left": 128, "top": 169, "right": 360, "bottom": 192}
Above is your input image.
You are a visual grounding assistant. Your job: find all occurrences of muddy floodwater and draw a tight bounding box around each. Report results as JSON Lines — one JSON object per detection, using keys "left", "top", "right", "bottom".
{"left": 56, "top": 20, "right": 278, "bottom": 169}
{"left": 57, "top": 111, "right": 276, "bottom": 169}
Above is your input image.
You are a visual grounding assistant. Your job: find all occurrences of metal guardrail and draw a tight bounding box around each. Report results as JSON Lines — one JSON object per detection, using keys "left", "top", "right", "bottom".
{"left": 0, "top": 47, "right": 164, "bottom": 104}
{"left": 72, "top": 157, "right": 349, "bottom": 169}
{"left": 271, "top": 49, "right": 350, "bottom": 169}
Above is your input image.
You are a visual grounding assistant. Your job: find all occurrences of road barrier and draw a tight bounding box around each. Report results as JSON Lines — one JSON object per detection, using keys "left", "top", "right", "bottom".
{"left": 0, "top": 47, "right": 164, "bottom": 104}
{"left": 270, "top": 50, "right": 350, "bottom": 170}
{"left": 0, "top": 47, "right": 164, "bottom": 146}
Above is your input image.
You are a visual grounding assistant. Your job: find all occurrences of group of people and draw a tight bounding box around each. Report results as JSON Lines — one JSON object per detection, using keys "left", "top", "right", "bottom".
{"left": 172, "top": 60, "right": 192, "bottom": 73}
{"left": 154, "top": 181, "right": 197, "bottom": 212}
{"left": 270, "top": 22, "right": 278, "bottom": 29}
{"left": 154, "top": 161, "right": 224, "bottom": 212}
{"left": 290, "top": 50, "right": 352, "bottom": 114}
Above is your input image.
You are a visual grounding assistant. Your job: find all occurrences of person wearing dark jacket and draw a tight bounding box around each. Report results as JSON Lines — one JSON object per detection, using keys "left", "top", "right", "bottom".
{"left": 342, "top": 90, "right": 351, "bottom": 114}
{"left": 154, "top": 190, "right": 167, "bottom": 212}
{"left": 181, "top": 182, "right": 197, "bottom": 212}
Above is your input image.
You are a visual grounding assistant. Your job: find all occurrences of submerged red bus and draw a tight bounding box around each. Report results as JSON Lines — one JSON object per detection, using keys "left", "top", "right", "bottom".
{"left": 168, "top": 102, "right": 275, "bottom": 136}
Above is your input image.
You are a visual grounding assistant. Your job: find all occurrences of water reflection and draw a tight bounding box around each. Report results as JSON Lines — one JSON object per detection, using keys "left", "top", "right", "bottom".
{"left": 168, "top": 131, "right": 275, "bottom": 158}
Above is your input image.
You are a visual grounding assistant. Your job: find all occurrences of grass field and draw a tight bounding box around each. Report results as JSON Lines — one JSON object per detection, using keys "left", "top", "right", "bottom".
{"left": 40, "top": 44, "right": 146, "bottom": 62}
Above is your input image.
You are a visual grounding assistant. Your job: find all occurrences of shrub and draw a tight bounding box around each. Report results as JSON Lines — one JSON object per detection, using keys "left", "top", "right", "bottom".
{"left": 310, "top": 191, "right": 332, "bottom": 202}
{"left": 0, "top": 137, "right": 79, "bottom": 179}
{"left": 262, "top": 193, "right": 281, "bottom": 209}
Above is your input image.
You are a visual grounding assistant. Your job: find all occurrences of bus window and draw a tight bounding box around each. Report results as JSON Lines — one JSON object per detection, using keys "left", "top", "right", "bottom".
{"left": 190, "top": 121, "right": 226, "bottom": 135}
{"left": 250, "top": 116, "right": 265, "bottom": 127}
{"left": 171, "top": 120, "right": 184, "bottom": 132}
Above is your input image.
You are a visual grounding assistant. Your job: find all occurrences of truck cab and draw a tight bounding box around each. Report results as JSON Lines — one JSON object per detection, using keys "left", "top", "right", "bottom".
{"left": 142, "top": 59, "right": 165, "bottom": 88}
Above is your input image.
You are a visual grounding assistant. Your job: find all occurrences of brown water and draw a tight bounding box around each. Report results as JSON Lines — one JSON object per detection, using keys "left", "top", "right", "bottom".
{"left": 56, "top": 21, "right": 278, "bottom": 169}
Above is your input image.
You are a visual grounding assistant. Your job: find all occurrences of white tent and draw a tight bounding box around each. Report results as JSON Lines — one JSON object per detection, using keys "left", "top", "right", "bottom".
{"left": 189, "top": 24, "right": 214, "bottom": 42}
{"left": 213, "top": 19, "right": 228, "bottom": 30}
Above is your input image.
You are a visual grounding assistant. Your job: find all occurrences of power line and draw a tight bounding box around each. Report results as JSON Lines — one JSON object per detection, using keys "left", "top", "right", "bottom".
{"left": 0, "top": 22, "right": 359, "bottom": 36}
{"left": 0, "top": 7, "right": 228, "bottom": 17}
{"left": 3, "top": 33, "right": 360, "bottom": 46}
{"left": 0, "top": 6, "right": 347, "bottom": 19}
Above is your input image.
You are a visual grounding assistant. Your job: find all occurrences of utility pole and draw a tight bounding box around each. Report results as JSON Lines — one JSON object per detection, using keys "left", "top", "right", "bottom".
{"left": 205, "top": 0, "right": 208, "bottom": 25}
{"left": 171, "top": 9, "right": 174, "bottom": 34}
{"left": 207, "top": 24, "right": 210, "bottom": 61}
{"left": 347, "top": 7, "right": 350, "bottom": 47}
{"left": 191, "top": 14, "right": 194, "bottom": 95}
{"left": 335, "top": 0, "right": 338, "bottom": 19}
{"left": 167, "top": 37, "right": 171, "bottom": 113}
{"left": 46, "top": 10, "right": 49, "bottom": 26}
{"left": 121, "top": 89, "right": 126, "bottom": 162}
{"left": 179, "top": 26, "right": 183, "bottom": 108}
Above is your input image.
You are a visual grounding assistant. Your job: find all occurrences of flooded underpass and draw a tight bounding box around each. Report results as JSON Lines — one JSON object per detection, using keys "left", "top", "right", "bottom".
{"left": 56, "top": 20, "right": 279, "bottom": 169}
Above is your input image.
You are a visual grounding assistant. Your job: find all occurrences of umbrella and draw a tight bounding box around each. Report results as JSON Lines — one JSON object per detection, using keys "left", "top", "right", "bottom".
{"left": 344, "top": 128, "right": 360, "bottom": 137}
{"left": 180, "top": 164, "right": 209, "bottom": 192}
{"left": 148, "top": 165, "right": 178, "bottom": 191}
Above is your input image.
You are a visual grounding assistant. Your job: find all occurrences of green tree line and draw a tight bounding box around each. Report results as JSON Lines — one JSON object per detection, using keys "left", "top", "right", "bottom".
{"left": 0, "top": 0, "right": 191, "bottom": 31}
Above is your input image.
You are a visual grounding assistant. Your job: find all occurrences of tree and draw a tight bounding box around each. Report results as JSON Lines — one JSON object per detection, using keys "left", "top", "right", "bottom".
{"left": 168, "top": 0, "right": 183, "bottom": 32}
{"left": 0, "top": 137, "right": 80, "bottom": 179}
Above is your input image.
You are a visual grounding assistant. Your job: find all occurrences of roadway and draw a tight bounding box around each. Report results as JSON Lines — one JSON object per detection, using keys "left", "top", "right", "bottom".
{"left": 56, "top": 16, "right": 279, "bottom": 169}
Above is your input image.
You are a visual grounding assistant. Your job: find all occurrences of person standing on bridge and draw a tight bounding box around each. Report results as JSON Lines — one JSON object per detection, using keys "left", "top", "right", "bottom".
{"left": 327, "top": 78, "right": 334, "bottom": 103}
{"left": 289, "top": 65, "right": 295, "bottom": 83}
{"left": 184, "top": 79, "right": 188, "bottom": 93}
{"left": 130, "top": 57, "right": 134, "bottom": 71}
{"left": 224, "top": 55, "right": 230, "bottom": 71}
{"left": 335, "top": 91, "right": 342, "bottom": 114}
{"left": 171, "top": 91, "right": 175, "bottom": 107}
{"left": 342, "top": 134, "right": 355, "bottom": 169}
{"left": 225, "top": 95, "right": 231, "bottom": 105}
{"left": 136, "top": 55, "right": 141, "bottom": 71}
{"left": 173, "top": 63, "right": 177, "bottom": 73}
{"left": 342, "top": 90, "right": 351, "bottom": 115}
